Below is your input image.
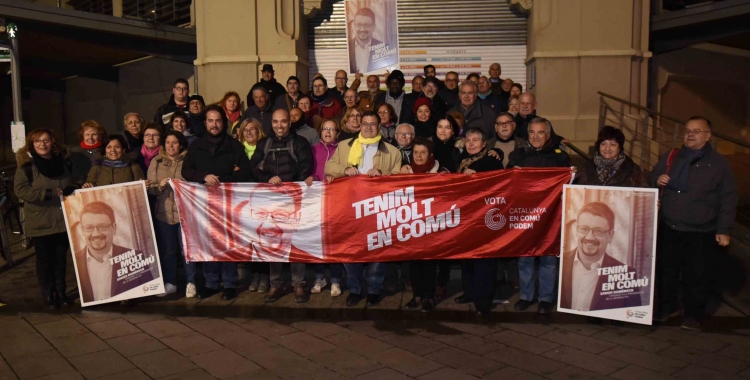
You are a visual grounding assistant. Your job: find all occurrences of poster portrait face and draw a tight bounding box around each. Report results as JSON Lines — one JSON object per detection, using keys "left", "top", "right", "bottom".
{"left": 576, "top": 210, "right": 614, "bottom": 258}
{"left": 80, "top": 210, "right": 116, "bottom": 254}
{"left": 243, "top": 184, "right": 303, "bottom": 262}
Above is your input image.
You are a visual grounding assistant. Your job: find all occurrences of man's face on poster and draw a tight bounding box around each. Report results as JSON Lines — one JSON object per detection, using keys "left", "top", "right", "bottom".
{"left": 81, "top": 212, "right": 116, "bottom": 253}
{"left": 576, "top": 212, "right": 613, "bottom": 258}
{"left": 353, "top": 14, "right": 375, "bottom": 43}
{"left": 248, "top": 194, "right": 300, "bottom": 259}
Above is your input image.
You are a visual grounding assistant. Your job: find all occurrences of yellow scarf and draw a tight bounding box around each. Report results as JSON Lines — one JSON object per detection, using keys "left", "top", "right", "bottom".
{"left": 347, "top": 134, "right": 382, "bottom": 167}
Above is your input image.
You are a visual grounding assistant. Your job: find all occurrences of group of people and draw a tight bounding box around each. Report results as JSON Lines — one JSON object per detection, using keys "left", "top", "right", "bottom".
{"left": 14, "top": 62, "right": 736, "bottom": 331}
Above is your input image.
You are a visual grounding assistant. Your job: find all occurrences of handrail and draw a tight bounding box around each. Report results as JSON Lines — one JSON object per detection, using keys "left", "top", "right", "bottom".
{"left": 564, "top": 142, "right": 591, "bottom": 161}
{"left": 598, "top": 92, "right": 750, "bottom": 150}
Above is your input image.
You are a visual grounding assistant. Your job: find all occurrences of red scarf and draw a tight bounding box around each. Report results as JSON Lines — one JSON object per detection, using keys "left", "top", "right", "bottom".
{"left": 80, "top": 141, "right": 102, "bottom": 150}
{"left": 140, "top": 144, "right": 160, "bottom": 169}
{"left": 411, "top": 157, "right": 436, "bottom": 173}
{"left": 224, "top": 107, "right": 241, "bottom": 124}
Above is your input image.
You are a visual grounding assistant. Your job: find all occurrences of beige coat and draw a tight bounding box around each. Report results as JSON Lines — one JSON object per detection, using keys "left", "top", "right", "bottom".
{"left": 325, "top": 138, "right": 402, "bottom": 177}
{"left": 147, "top": 149, "right": 187, "bottom": 225}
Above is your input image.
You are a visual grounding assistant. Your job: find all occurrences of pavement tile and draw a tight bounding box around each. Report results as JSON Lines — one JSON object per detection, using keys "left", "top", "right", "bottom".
{"left": 438, "top": 322, "right": 504, "bottom": 337}
{"left": 159, "top": 368, "right": 216, "bottom": 380}
{"left": 35, "top": 318, "right": 89, "bottom": 340}
{"left": 130, "top": 349, "right": 198, "bottom": 378}
{"left": 544, "top": 365, "right": 611, "bottom": 380}
{"left": 0, "top": 333, "right": 54, "bottom": 360}
{"left": 225, "top": 318, "right": 298, "bottom": 342}
{"left": 224, "top": 369, "right": 282, "bottom": 380}
{"left": 210, "top": 328, "right": 276, "bottom": 355}
{"left": 591, "top": 329, "right": 673, "bottom": 353}
{"left": 289, "top": 321, "right": 350, "bottom": 338}
{"left": 702, "top": 332, "right": 750, "bottom": 348}
{"left": 673, "top": 364, "right": 745, "bottom": 380}
{"left": 137, "top": 319, "right": 193, "bottom": 339}
{"left": 86, "top": 318, "right": 141, "bottom": 340}
{"left": 175, "top": 316, "right": 209, "bottom": 325}
{"left": 660, "top": 344, "right": 750, "bottom": 374}
{"left": 275, "top": 331, "right": 337, "bottom": 358}
{"left": 71, "top": 311, "right": 121, "bottom": 325}
{"left": 551, "top": 322, "right": 607, "bottom": 337}
{"left": 21, "top": 313, "right": 72, "bottom": 326}
{"left": 48, "top": 332, "right": 109, "bottom": 358}
{"left": 416, "top": 367, "right": 480, "bottom": 380}
{"left": 121, "top": 313, "right": 166, "bottom": 324}
{"left": 189, "top": 348, "right": 260, "bottom": 379}
{"left": 5, "top": 350, "right": 74, "bottom": 380}
{"left": 106, "top": 332, "right": 167, "bottom": 358}
{"left": 306, "top": 348, "right": 383, "bottom": 378}
{"left": 371, "top": 347, "right": 444, "bottom": 377}
{"left": 0, "top": 371, "right": 16, "bottom": 380}
{"left": 236, "top": 343, "right": 319, "bottom": 378}
{"left": 425, "top": 347, "right": 504, "bottom": 377}
{"left": 610, "top": 364, "right": 680, "bottom": 380}
{"left": 539, "top": 330, "right": 618, "bottom": 354}
{"left": 740, "top": 366, "right": 750, "bottom": 379}
{"left": 94, "top": 369, "right": 150, "bottom": 380}
{"left": 337, "top": 320, "right": 405, "bottom": 338}
{"left": 646, "top": 328, "right": 728, "bottom": 352}
{"left": 0, "top": 319, "right": 37, "bottom": 338}
{"left": 483, "top": 345, "right": 567, "bottom": 377}
{"left": 0, "top": 355, "right": 7, "bottom": 372}
{"left": 600, "top": 345, "right": 689, "bottom": 374}
{"left": 486, "top": 330, "right": 560, "bottom": 354}
{"left": 719, "top": 344, "right": 750, "bottom": 362}
{"left": 542, "top": 346, "right": 628, "bottom": 375}
{"left": 484, "top": 366, "right": 545, "bottom": 380}
{"left": 323, "top": 331, "right": 394, "bottom": 358}
{"left": 430, "top": 331, "right": 502, "bottom": 355}
{"left": 356, "top": 368, "right": 411, "bottom": 380}
{"left": 67, "top": 348, "right": 135, "bottom": 379}
{"left": 160, "top": 332, "right": 224, "bottom": 357}
{"left": 500, "top": 322, "right": 556, "bottom": 337}
{"left": 193, "top": 319, "right": 250, "bottom": 338}
{"left": 378, "top": 331, "right": 448, "bottom": 356}
{"left": 27, "top": 372, "right": 84, "bottom": 380}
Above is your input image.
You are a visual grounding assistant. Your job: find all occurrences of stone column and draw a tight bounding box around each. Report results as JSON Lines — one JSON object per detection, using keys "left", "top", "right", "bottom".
{"left": 193, "top": 0, "right": 310, "bottom": 105}
{"left": 524, "top": 0, "right": 651, "bottom": 149}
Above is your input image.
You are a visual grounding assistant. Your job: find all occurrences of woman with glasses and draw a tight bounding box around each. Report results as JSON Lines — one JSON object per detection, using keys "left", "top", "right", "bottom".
{"left": 339, "top": 107, "right": 363, "bottom": 141}
{"left": 169, "top": 113, "right": 197, "bottom": 146}
{"left": 15, "top": 129, "right": 83, "bottom": 309}
{"left": 377, "top": 103, "right": 398, "bottom": 145}
{"left": 136, "top": 123, "right": 163, "bottom": 175}
{"left": 576, "top": 126, "right": 647, "bottom": 187}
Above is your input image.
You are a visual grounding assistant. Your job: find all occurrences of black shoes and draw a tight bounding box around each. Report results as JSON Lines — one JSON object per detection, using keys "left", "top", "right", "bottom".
{"left": 653, "top": 309, "right": 681, "bottom": 322}
{"left": 421, "top": 298, "right": 434, "bottom": 313}
{"left": 346, "top": 293, "right": 363, "bottom": 306}
{"left": 537, "top": 301, "right": 554, "bottom": 314}
{"left": 514, "top": 299, "right": 534, "bottom": 311}
{"left": 476, "top": 307, "right": 491, "bottom": 316}
{"left": 681, "top": 317, "right": 701, "bottom": 331}
{"left": 221, "top": 288, "right": 236, "bottom": 301}
{"left": 57, "top": 294, "right": 72, "bottom": 307}
{"left": 264, "top": 287, "right": 283, "bottom": 303}
{"left": 454, "top": 294, "right": 472, "bottom": 304}
{"left": 405, "top": 297, "right": 419, "bottom": 309}
{"left": 43, "top": 297, "right": 59, "bottom": 310}
{"left": 366, "top": 294, "right": 380, "bottom": 307}
{"left": 197, "top": 287, "right": 220, "bottom": 300}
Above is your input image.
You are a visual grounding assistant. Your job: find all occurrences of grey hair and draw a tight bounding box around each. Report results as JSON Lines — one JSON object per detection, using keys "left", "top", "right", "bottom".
{"left": 528, "top": 117, "right": 551, "bottom": 135}
{"left": 459, "top": 81, "right": 478, "bottom": 94}
{"left": 251, "top": 86, "right": 270, "bottom": 98}
{"left": 396, "top": 123, "right": 415, "bottom": 134}
{"left": 122, "top": 112, "right": 144, "bottom": 129}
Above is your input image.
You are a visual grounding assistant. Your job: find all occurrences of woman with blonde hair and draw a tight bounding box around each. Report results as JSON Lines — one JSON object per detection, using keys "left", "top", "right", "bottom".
{"left": 236, "top": 118, "right": 266, "bottom": 160}
{"left": 338, "top": 107, "right": 363, "bottom": 141}
{"left": 220, "top": 91, "right": 243, "bottom": 134}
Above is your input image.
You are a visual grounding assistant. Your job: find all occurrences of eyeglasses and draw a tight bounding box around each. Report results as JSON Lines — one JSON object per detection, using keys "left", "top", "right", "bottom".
{"left": 322, "top": 127, "right": 338, "bottom": 132}
{"left": 243, "top": 129, "right": 258, "bottom": 135}
{"left": 144, "top": 133, "right": 160, "bottom": 139}
{"left": 424, "top": 84, "right": 437, "bottom": 89}
{"left": 378, "top": 110, "right": 390, "bottom": 114}
{"left": 350, "top": 114, "right": 362, "bottom": 119}
{"left": 174, "top": 87, "right": 189, "bottom": 92}
{"left": 685, "top": 129, "right": 709, "bottom": 136}
{"left": 344, "top": 96, "right": 356, "bottom": 100}
{"left": 395, "top": 132, "right": 413, "bottom": 137}
{"left": 576, "top": 226, "right": 611, "bottom": 237}
{"left": 33, "top": 139, "right": 52, "bottom": 145}
{"left": 251, "top": 209, "right": 299, "bottom": 223}
{"left": 82, "top": 224, "right": 113, "bottom": 233}
{"left": 313, "top": 85, "right": 326, "bottom": 89}
{"left": 495, "top": 121, "right": 515, "bottom": 127}
{"left": 353, "top": 23, "right": 374, "bottom": 29}
{"left": 362, "top": 122, "right": 379, "bottom": 128}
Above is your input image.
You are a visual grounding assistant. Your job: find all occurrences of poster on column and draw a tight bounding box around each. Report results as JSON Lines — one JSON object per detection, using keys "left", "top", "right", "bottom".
{"left": 345, "top": 0, "right": 399, "bottom": 74}
{"left": 557, "top": 185, "right": 658, "bottom": 325}
{"left": 62, "top": 182, "right": 164, "bottom": 307}
{"left": 172, "top": 168, "right": 573, "bottom": 264}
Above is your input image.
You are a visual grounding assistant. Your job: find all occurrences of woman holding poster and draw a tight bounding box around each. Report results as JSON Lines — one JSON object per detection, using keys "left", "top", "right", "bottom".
{"left": 14, "top": 129, "right": 83, "bottom": 309}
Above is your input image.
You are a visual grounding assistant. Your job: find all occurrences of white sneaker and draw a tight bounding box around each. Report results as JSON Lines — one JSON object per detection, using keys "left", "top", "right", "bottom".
{"left": 157, "top": 283, "right": 177, "bottom": 297}
{"left": 331, "top": 283, "right": 341, "bottom": 297}
{"left": 311, "top": 279, "right": 327, "bottom": 294}
{"left": 185, "top": 283, "right": 197, "bottom": 298}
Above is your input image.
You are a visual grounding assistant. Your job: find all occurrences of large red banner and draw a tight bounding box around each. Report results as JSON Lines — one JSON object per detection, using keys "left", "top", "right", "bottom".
{"left": 172, "top": 168, "right": 573, "bottom": 263}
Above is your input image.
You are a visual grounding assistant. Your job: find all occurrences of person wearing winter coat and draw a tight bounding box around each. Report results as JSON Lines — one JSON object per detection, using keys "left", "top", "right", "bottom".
{"left": 154, "top": 78, "right": 190, "bottom": 129}
{"left": 83, "top": 135, "right": 145, "bottom": 188}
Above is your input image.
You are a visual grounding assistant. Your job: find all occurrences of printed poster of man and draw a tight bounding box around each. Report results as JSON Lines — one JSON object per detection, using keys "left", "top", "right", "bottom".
{"left": 558, "top": 185, "right": 658, "bottom": 325}
{"left": 345, "top": 0, "right": 399, "bottom": 74}
{"left": 62, "top": 182, "right": 164, "bottom": 307}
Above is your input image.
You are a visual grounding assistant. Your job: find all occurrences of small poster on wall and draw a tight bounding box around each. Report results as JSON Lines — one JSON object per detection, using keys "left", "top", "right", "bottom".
{"left": 345, "top": 0, "right": 400, "bottom": 74}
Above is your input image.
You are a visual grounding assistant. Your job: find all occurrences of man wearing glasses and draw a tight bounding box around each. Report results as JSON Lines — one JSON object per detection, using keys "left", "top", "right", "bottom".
{"left": 154, "top": 78, "right": 190, "bottom": 129}
{"left": 489, "top": 113, "right": 529, "bottom": 168}
{"left": 348, "top": 7, "right": 382, "bottom": 73}
{"left": 560, "top": 202, "right": 642, "bottom": 311}
{"left": 74, "top": 202, "right": 154, "bottom": 303}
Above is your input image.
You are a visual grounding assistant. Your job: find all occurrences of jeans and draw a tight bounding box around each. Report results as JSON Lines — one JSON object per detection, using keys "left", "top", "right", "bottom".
{"left": 409, "top": 260, "right": 437, "bottom": 298}
{"left": 154, "top": 220, "right": 196, "bottom": 285}
{"left": 461, "top": 258, "right": 497, "bottom": 311}
{"left": 314, "top": 264, "right": 342, "bottom": 284}
{"left": 518, "top": 256, "right": 558, "bottom": 303}
{"left": 344, "top": 262, "right": 385, "bottom": 295}
{"left": 656, "top": 222, "right": 715, "bottom": 318}
{"left": 270, "top": 263, "right": 306, "bottom": 287}
{"left": 203, "top": 262, "right": 238, "bottom": 289}
{"left": 33, "top": 233, "right": 69, "bottom": 299}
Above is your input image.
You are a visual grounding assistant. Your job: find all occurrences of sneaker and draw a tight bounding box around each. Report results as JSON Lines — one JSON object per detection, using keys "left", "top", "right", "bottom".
{"left": 248, "top": 274, "right": 260, "bottom": 292}
{"left": 157, "top": 283, "right": 177, "bottom": 297}
{"left": 186, "top": 283, "right": 197, "bottom": 298}
{"left": 311, "top": 279, "right": 327, "bottom": 294}
{"left": 331, "top": 283, "right": 342, "bottom": 297}
{"left": 681, "top": 317, "right": 701, "bottom": 331}
{"left": 257, "top": 274, "right": 270, "bottom": 293}
{"left": 514, "top": 299, "right": 534, "bottom": 311}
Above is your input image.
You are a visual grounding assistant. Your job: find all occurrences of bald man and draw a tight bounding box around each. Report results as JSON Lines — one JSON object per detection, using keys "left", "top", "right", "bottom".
{"left": 329, "top": 70, "right": 362, "bottom": 105}
{"left": 514, "top": 92, "right": 564, "bottom": 145}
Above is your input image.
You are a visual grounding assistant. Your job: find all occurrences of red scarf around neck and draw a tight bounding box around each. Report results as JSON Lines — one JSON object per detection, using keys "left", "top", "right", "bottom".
{"left": 80, "top": 141, "right": 102, "bottom": 150}
{"left": 411, "top": 156, "right": 436, "bottom": 173}
{"left": 224, "top": 107, "right": 241, "bottom": 124}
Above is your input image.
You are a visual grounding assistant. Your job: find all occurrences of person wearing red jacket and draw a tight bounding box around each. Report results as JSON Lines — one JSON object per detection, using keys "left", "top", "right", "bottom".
{"left": 310, "top": 77, "right": 343, "bottom": 121}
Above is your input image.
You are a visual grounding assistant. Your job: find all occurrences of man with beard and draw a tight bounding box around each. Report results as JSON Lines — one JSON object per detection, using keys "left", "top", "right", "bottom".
{"left": 514, "top": 92, "right": 563, "bottom": 145}
{"left": 311, "top": 77, "right": 343, "bottom": 119}
{"left": 247, "top": 64, "right": 287, "bottom": 107}
{"left": 376, "top": 70, "right": 415, "bottom": 125}
{"left": 154, "top": 78, "right": 190, "bottom": 129}
{"left": 423, "top": 64, "right": 445, "bottom": 90}
{"left": 560, "top": 202, "right": 643, "bottom": 311}
{"left": 358, "top": 74, "right": 384, "bottom": 112}
{"left": 348, "top": 7, "right": 382, "bottom": 73}
{"left": 244, "top": 86, "right": 276, "bottom": 136}
{"left": 289, "top": 107, "right": 320, "bottom": 146}
{"left": 451, "top": 81, "right": 496, "bottom": 138}
{"left": 438, "top": 71, "right": 460, "bottom": 110}
{"left": 508, "top": 117, "right": 570, "bottom": 314}
{"left": 182, "top": 105, "right": 253, "bottom": 301}
{"left": 249, "top": 109, "right": 314, "bottom": 303}
{"left": 187, "top": 94, "right": 206, "bottom": 137}
{"left": 275, "top": 76, "right": 303, "bottom": 112}
{"left": 477, "top": 76, "right": 506, "bottom": 114}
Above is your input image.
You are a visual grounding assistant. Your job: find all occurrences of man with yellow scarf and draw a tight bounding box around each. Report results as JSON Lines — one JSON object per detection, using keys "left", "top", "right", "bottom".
{"left": 325, "top": 110, "right": 402, "bottom": 307}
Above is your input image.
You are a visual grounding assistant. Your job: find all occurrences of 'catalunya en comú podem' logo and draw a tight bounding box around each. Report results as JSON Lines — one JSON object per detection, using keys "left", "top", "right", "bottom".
{"left": 485, "top": 208, "right": 506, "bottom": 230}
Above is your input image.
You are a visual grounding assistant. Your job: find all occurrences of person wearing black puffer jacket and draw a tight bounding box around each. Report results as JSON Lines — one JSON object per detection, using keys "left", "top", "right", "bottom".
{"left": 182, "top": 105, "right": 253, "bottom": 302}
{"left": 154, "top": 78, "right": 190, "bottom": 129}
{"left": 248, "top": 108, "right": 314, "bottom": 305}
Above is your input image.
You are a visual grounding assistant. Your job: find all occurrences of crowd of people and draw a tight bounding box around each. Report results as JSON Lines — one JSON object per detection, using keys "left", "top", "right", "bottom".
{"left": 14, "top": 62, "right": 736, "bottom": 331}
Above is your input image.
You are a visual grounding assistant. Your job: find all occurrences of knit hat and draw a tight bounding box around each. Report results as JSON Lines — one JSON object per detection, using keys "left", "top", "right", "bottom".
{"left": 287, "top": 75, "right": 301, "bottom": 85}
{"left": 387, "top": 70, "right": 405, "bottom": 86}
{"left": 189, "top": 94, "right": 205, "bottom": 106}
{"left": 413, "top": 97, "right": 432, "bottom": 115}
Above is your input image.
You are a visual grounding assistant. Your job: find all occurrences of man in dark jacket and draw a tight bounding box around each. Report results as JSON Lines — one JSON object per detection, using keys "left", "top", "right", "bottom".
{"left": 154, "top": 78, "right": 190, "bottom": 128}
{"left": 249, "top": 108, "right": 314, "bottom": 304}
{"left": 650, "top": 116, "right": 736, "bottom": 330}
{"left": 244, "top": 86, "right": 276, "bottom": 136}
{"left": 418, "top": 77, "right": 448, "bottom": 121}
{"left": 477, "top": 76, "right": 506, "bottom": 114}
{"left": 275, "top": 76, "right": 303, "bottom": 112}
{"left": 181, "top": 105, "right": 253, "bottom": 301}
{"left": 187, "top": 94, "right": 206, "bottom": 137}
{"left": 514, "top": 92, "right": 563, "bottom": 146}
{"left": 246, "top": 64, "right": 287, "bottom": 108}
{"left": 376, "top": 70, "right": 416, "bottom": 125}
{"left": 451, "top": 81, "right": 496, "bottom": 138}
{"left": 438, "top": 71, "right": 460, "bottom": 110}
{"left": 488, "top": 63, "right": 505, "bottom": 94}
{"left": 508, "top": 117, "right": 570, "bottom": 315}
